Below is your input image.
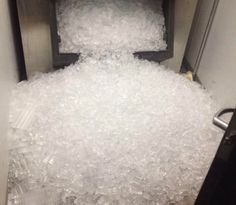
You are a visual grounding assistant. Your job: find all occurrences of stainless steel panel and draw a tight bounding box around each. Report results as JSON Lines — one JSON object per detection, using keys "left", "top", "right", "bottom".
{"left": 17, "top": 0, "right": 53, "bottom": 77}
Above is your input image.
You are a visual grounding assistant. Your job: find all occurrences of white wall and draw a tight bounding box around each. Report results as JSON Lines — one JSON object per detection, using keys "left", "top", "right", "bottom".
{"left": 0, "top": 0, "right": 19, "bottom": 204}
{"left": 196, "top": 0, "right": 236, "bottom": 107}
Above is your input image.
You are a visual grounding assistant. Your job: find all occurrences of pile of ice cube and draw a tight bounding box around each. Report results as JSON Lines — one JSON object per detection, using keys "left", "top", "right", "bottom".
{"left": 57, "top": 0, "right": 166, "bottom": 54}
{"left": 8, "top": 0, "right": 222, "bottom": 204}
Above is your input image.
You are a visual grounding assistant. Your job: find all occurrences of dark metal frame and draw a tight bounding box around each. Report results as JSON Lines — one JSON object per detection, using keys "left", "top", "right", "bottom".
{"left": 49, "top": 0, "right": 175, "bottom": 69}
{"left": 195, "top": 109, "right": 236, "bottom": 205}
{"left": 134, "top": 0, "right": 175, "bottom": 62}
{"left": 49, "top": 0, "right": 80, "bottom": 69}
{"left": 9, "top": 0, "right": 27, "bottom": 81}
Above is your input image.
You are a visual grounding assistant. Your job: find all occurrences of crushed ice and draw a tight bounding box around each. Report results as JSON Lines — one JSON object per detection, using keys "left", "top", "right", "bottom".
{"left": 8, "top": 0, "right": 222, "bottom": 204}
{"left": 57, "top": 0, "right": 166, "bottom": 54}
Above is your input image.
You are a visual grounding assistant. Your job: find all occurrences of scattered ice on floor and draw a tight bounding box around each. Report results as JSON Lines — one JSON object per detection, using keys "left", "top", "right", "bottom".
{"left": 57, "top": 0, "right": 167, "bottom": 54}
{"left": 8, "top": 54, "right": 222, "bottom": 204}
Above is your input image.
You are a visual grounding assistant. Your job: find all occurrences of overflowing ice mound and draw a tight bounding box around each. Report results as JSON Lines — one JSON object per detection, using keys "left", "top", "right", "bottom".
{"left": 8, "top": 0, "right": 222, "bottom": 204}
{"left": 57, "top": 0, "right": 167, "bottom": 53}
{"left": 8, "top": 54, "right": 222, "bottom": 205}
